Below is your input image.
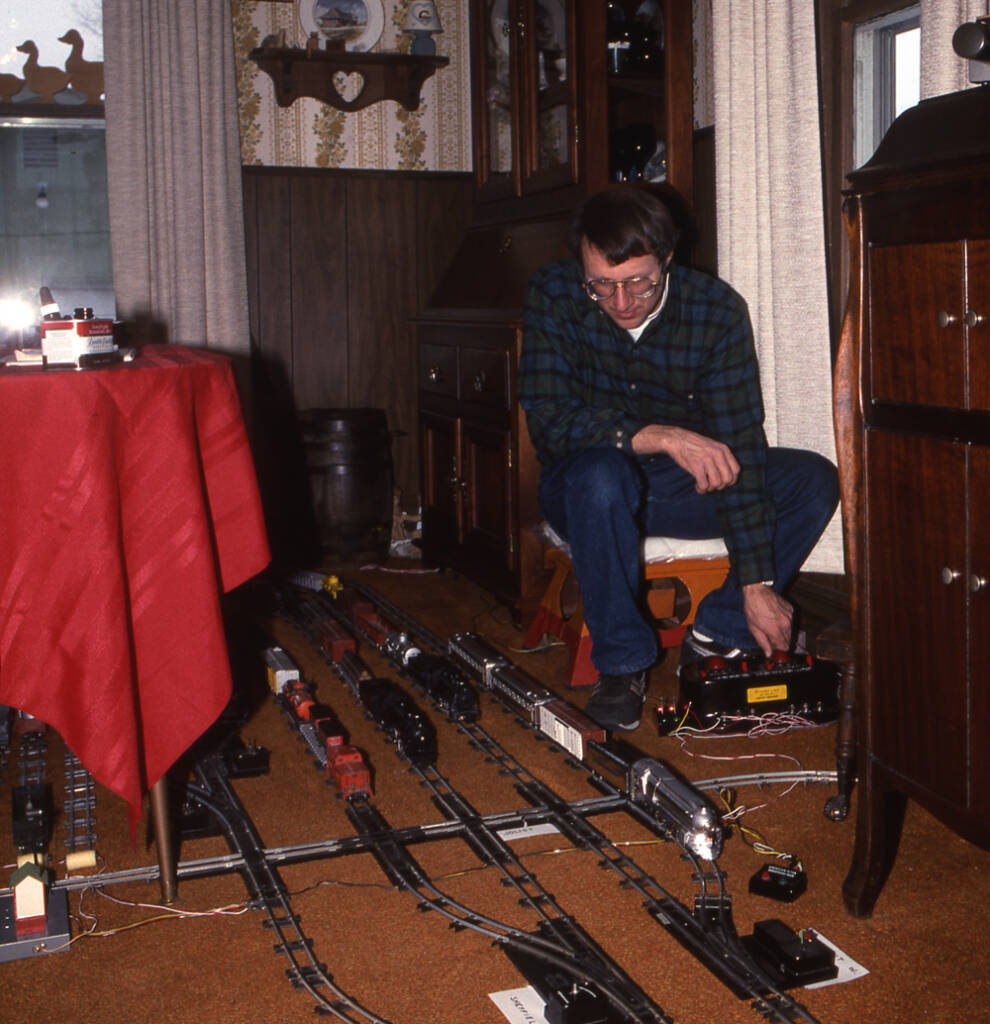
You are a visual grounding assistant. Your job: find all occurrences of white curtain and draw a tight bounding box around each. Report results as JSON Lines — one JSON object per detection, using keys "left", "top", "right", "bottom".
{"left": 712, "top": 0, "right": 842, "bottom": 573}
{"left": 102, "top": 0, "right": 250, "bottom": 354}
{"left": 920, "top": 0, "right": 989, "bottom": 98}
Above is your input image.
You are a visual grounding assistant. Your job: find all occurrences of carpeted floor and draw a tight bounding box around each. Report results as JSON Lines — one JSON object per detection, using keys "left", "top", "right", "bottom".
{"left": 1, "top": 560, "right": 989, "bottom": 1024}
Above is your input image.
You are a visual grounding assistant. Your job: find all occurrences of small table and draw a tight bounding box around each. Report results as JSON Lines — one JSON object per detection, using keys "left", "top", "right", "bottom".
{"left": 0, "top": 344, "right": 270, "bottom": 898}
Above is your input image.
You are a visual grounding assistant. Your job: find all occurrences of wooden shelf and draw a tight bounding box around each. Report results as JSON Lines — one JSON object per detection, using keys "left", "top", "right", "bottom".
{"left": 248, "top": 48, "right": 448, "bottom": 112}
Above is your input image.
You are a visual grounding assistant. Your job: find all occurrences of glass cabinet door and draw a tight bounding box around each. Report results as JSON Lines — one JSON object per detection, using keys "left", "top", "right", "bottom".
{"left": 476, "top": 0, "right": 519, "bottom": 198}
{"left": 523, "top": 0, "right": 577, "bottom": 192}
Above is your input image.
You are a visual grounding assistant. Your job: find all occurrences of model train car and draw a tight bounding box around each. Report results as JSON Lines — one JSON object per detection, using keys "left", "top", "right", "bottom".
{"left": 336, "top": 589, "right": 389, "bottom": 647}
{"left": 447, "top": 632, "right": 605, "bottom": 760}
{"left": 383, "top": 631, "right": 480, "bottom": 723}
{"left": 316, "top": 617, "right": 356, "bottom": 663}
{"left": 264, "top": 646, "right": 372, "bottom": 799}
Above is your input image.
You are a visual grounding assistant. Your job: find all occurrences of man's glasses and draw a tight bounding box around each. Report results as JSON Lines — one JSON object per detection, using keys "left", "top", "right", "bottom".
{"left": 582, "top": 275, "right": 662, "bottom": 301}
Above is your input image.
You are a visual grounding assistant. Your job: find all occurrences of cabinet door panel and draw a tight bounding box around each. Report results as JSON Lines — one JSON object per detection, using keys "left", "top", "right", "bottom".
{"left": 968, "top": 446, "right": 990, "bottom": 817}
{"left": 420, "top": 411, "right": 461, "bottom": 555}
{"left": 967, "top": 240, "right": 990, "bottom": 412}
{"left": 461, "top": 419, "right": 514, "bottom": 572}
{"left": 869, "top": 243, "right": 964, "bottom": 408}
{"left": 866, "top": 432, "right": 968, "bottom": 805}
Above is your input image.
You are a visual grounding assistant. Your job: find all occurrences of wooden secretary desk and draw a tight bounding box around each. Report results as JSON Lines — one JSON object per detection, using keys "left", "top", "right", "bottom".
{"left": 836, "top": 85, "right": 990, "bottom": 916}
{"left": 416, "top": 1, "right": 694, "bottom": 622}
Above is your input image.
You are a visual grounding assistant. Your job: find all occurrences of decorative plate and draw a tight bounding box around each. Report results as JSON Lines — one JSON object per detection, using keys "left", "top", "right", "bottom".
{"left": 298, "top": 0, "right": 385, "bottom": 54}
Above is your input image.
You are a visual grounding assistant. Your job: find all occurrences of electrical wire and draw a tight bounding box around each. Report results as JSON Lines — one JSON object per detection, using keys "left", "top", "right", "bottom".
{"left": 717, "top": 787, "right": 803, "bottom": 869}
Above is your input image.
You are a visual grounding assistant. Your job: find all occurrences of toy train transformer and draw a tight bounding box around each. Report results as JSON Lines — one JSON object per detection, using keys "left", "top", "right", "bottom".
{"left": 657, "top": 651, "right": 840, "bottom": 735}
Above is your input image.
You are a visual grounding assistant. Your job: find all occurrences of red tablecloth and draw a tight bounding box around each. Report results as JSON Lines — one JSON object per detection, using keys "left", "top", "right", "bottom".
{"left": 0, "top": 344, "right": 270, "bottom": 828}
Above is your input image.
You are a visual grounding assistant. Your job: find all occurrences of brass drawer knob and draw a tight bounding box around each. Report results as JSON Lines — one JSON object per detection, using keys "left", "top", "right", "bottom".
{"left": 965, "top": 309, "right": 985, "bottom": 328}
{"left": 970, "top": 574, "right": 987, "bottom": 593}
{"left": 428, "top": 365, "right": 443, "bottom": 383}
{"left": 941, "top": 566, "right": 962, "bottom": 585}
{"left": 937, "top": 310, "right": 959, "bottom": 328}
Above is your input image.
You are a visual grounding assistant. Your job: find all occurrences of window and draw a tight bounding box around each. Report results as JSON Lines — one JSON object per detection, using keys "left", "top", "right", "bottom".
{"left": 0, "top": 2, "right": 110, "bottom": 349}
{"left": 852, "top": 5, "right": 920, "bottom": 166}
{"left": 817, "top": 1, "right": 923, "bottom": 352}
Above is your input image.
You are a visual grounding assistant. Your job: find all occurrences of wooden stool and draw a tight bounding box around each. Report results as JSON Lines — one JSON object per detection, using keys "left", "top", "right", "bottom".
{"left": 524, "top": 542, "right": 731, "bottom": 688}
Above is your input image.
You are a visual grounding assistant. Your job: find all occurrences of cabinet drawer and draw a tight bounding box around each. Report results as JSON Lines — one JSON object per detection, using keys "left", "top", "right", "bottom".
{"left": 420, "top": 343, "right": 458, "bottom": 399}
{"left": 461, "top": 346, "right": 510, "bottom": 412}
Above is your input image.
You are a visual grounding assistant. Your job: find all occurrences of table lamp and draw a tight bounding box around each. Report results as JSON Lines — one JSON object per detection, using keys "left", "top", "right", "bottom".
{"left": 403, "top": 1, "right": 443, "bottom": 56}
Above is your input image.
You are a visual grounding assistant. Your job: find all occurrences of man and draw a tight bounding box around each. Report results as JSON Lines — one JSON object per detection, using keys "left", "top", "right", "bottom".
{"left": 518, "top": 188, "right": 838, "bottom": 732}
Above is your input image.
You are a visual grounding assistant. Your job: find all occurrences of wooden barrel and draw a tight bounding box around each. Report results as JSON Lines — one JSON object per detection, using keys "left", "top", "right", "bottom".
{"left": 298, "top": 408, "right": 393, "bottom": 561}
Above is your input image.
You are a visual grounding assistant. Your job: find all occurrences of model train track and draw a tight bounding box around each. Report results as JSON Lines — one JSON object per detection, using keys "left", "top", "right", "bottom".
{"left": 279, "top": 577, "right": 825, "bottom": 1024}
{"left": 347, "top": 790, "right": 670, "bottom": 1023}
{"left": 187, "top": 753, "right": 392, "bottom": 1024}
{"left": 62, "top": 749, "right": 98, "bottom": 853}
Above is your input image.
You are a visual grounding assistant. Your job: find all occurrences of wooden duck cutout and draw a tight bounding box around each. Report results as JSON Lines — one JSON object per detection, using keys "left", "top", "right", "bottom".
{"left": 16, "top": 40, "right": 70, "bottom": 103}
{"left": 58, "top": 29, "right": 104, "bottom": 104}
{"left": 0, "top": 68, "right": 24, "bottom": 103}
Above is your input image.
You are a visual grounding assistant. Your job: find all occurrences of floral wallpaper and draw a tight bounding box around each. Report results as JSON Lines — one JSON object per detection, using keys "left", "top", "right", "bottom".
{"left": 231, "top": 0, "right": 472, "bottom": 170}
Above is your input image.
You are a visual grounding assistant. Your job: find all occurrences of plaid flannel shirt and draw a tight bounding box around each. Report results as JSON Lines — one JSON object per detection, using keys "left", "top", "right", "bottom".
{"left": 518, "top": 256, "right": 776, "bottom": 585}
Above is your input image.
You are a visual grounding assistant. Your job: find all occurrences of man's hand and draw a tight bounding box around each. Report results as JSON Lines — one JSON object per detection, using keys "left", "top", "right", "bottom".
{"left": 742, "top": 583, "right": 794, "bottom": 656}
{"left": 631, "top": 424, "right": 739, "bottom": 492}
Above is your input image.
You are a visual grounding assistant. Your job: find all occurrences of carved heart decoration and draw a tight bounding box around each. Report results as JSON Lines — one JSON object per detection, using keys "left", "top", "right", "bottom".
{"left": 333, "top": 70, "right": 365, "bottom": 103}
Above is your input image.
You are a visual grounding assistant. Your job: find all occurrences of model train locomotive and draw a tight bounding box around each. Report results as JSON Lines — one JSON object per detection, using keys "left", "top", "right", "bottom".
{"left": 382, "top": 631, "right": 480, "bottom": 723}
{"left": 264, "top": 646, "right": 372, "bottom": 799}
{"left": 334, "top": 649, "right": 439, "bottom": 768}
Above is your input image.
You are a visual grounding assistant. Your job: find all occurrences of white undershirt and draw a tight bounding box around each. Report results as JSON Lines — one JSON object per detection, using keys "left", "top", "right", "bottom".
{"left": 626, "top": 275, "right": 670, "bottom": 343}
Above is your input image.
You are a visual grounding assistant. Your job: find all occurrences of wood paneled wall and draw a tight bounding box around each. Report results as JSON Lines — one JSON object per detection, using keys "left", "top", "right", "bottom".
{"left": 242, "top": 167, "right": 473, "bottom": 560}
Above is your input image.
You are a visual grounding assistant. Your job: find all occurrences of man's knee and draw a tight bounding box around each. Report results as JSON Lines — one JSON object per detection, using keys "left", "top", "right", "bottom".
{"left": 561, "top": 448, "right": 641, "bottom": 511}
{"left": 768, "top": 447, "right": 839, "bottom": 519}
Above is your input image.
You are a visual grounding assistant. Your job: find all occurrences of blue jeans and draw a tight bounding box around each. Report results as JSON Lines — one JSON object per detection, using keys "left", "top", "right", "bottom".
{"left": 537, "top": 447, "right": 839, "bottom": 674}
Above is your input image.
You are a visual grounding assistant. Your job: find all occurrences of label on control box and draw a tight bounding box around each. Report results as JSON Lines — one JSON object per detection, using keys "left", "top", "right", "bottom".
{"left": 746, "top": 683, "right": 788, "bottom": 703}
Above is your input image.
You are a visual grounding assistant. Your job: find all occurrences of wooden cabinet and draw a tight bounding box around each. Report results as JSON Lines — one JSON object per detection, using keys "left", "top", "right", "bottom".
{"left": 417, "top": 2, "right": 693, "bottom": 618}
{"left": 836, "top": 86, "right": 990, "bottom": 917}
{"left": 417, "top": 323, "right": 541, "bottom": 616}
{"left": 869, "top": 241, "right": 990, "bottom": 409}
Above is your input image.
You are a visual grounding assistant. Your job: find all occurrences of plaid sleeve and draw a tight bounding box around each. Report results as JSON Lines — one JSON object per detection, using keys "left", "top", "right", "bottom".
{"left": 689, "top": 291, "right": 776, "bottom": 584}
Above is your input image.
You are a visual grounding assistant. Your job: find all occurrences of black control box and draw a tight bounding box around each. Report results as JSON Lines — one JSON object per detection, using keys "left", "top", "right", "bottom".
{"left": 749, "top": 862, "right": 807, "bottom": 902}
{"left": 742, "top": 919, "right": 837, "bottom": 989}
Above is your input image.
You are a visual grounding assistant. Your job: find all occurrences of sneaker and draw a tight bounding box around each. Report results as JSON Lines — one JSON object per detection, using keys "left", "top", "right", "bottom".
{"left": 677, "top": 626, "right": 760, "bottom": 678}
{"left": 585, "top": 669, "right": 648, "bottom": 732}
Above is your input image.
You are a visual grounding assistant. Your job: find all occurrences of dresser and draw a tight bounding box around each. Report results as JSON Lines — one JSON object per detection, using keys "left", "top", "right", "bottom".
{"left": 836, "top": 86, "right": 990, "bottom": 916}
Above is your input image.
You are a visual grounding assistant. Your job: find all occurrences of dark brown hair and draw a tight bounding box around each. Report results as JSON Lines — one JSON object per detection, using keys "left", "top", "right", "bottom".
{"left": 567, "top": 187, "right": 681, "bottom": 269}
